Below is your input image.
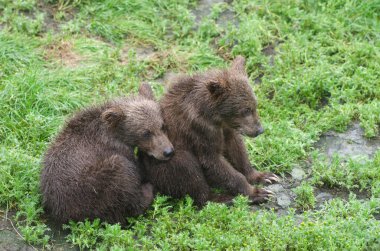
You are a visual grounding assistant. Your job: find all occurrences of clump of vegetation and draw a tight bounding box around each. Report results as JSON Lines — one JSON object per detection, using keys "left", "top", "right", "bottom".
{"left": 293, "top": 182, "right": 316, "bottom": 210}
{"left": 63, "top": 196, "right": 380, "bottom": 250}
{"left": 311, "top": 151, "right": 380, "bottom": 191}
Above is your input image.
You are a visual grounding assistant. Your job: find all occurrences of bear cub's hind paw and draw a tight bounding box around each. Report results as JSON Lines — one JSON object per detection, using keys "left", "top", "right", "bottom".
{"left": 141, "top": 183, "right": 154, "bottom": 203}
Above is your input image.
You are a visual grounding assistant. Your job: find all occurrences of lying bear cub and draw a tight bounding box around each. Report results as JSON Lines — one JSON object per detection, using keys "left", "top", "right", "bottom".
{"left": 40, "top": 84, "right": 173, "bottom": 224}
{"left": 139, "top": 56, "right": 279, "bottom": 206}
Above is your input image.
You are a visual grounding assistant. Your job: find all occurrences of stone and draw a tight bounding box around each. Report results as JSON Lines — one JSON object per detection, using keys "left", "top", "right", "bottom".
{"left": 291, "top": 167, "right": 306, "bottom": 181}
{"left": 316, "top": 192, "right": 334, "bottom": 203}
{"left": 267, "top": 184, "right": 285, "bottom": 193}
{"left": 277, "top": 193, "right": 292, "bottom": 208}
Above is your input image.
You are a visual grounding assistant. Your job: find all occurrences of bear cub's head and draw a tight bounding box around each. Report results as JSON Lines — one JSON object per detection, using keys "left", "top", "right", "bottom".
{"left": 102, "top": 84, "right": 174, "bottom": 160}
{"left": 204, "top": 56, "right": 264, "bottom": 137}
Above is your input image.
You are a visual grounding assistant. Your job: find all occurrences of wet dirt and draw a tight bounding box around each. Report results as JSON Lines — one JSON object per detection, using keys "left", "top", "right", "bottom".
{"left": 193, "top": 0, "right": 236, "bottom": 28}
{"left": 254, "top": 40, "right": 283, "bottom": 84}
{"left": 0, "top": 210, "right": 35, "bottom": 251}
{"left": 316, "top": 122, "right": 380, "bottom": 161}
{"left": 120, "top": 46, "right": 156, "bottom": 65}
{"left": 38, "top": 1, "right": 78, "bottom": 33}
{"left": 250, "top": 173, "right": 372, "bottom": 217}
{"left": 0, "top": 210, "right": 76, "bottom": 251}
{"left": 250, "top": 122, "right": 379, "bottom": 216}
{"left": 43, "top": 216, "right": 78, "bottom": 251}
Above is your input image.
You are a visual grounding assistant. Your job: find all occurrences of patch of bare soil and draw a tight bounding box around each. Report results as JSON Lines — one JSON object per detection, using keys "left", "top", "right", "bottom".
{"left": 316, "top": 122, "right": 380, "bottom": 161}
{"left": 120, "top": 45, "right": 156, "bottom": 65}
{"left": 254, "top": 40, "right": 283, "bottom": 84}
{"left": 37, "top": 0, "right": 78, "bottom": 33}
{"left": 0, "top": 210, "right": 35, "bottom": 251}
{"left": 0, "top": 209, "right": 77, "bottom": 251}
{"left": 193, "top": 0, "right": 236, "bottom": 28}
{"left": 44, "top": 40, "right": 84, "bottom": 67}
{"left": 120, "top": 45, "right": 188, "bottom": 82}
{"left": 41, "top": 215, "right": 78, "bottom": 251}
{"left": 255, "top": 123, "right": 377, "bottom": 216}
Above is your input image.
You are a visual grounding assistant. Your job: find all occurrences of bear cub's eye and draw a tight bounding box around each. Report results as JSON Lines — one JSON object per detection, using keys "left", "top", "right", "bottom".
{"left": 161, "top": 124, "right": 167, "bottom": 132}
{"left": 241, "top": 108, "right": 252, "bottom": 116}
{"left": 143, "top": 130, "right": 152, "bottom": 139}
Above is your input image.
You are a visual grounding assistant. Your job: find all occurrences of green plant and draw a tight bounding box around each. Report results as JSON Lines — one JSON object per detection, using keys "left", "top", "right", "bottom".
{"left": 311, "top": 151, "right": 380, "bottom": 191}
{"left": 293, "top": 182, "right": 316, "bottom": 210}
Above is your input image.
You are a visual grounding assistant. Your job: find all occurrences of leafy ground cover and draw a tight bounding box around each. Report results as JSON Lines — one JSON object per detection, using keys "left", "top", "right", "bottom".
{"left": 0, "top": 0, "right": 379, "bottom": 250}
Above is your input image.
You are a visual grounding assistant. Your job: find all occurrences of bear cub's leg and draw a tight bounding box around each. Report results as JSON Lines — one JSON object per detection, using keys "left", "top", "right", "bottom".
{"left": 87, "top": 154, "right": 154, "bottom": 222}
{"left": 223, "top": 128, "right": 280, "bottom": 185}
{"left": 141, "top": 150, "right": 210, "bottom": 207}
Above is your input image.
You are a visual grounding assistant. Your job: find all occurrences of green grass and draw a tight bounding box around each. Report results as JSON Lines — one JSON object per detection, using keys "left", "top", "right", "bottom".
{"left": 64, "top": 196, "right": 380, "bottom": 250}
{"left": 311, "top": 151, "right": 380, "bottom": 192}
{"left": 0, "top": 0, "right": 379, "bottom": 249}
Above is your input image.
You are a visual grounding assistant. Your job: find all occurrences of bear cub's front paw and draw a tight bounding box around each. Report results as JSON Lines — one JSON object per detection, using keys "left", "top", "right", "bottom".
{"left": 248, "top": 171, "right": 280, "bottom": 184}
{"left": 249, "top": 187, "right": 274, "bottom": 204}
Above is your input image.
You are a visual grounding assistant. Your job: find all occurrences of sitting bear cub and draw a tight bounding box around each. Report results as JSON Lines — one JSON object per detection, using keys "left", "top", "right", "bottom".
{"left": 139, "top": 56, "right": 279, "bottom": 206}
{"left": 41, "top": 84, "right": 173, "bottom": 224}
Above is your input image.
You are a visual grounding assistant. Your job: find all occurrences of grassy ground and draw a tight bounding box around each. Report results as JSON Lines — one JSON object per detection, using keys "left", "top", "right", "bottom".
{"left": 0, "top": 0, "right": 379, "bottom": 250}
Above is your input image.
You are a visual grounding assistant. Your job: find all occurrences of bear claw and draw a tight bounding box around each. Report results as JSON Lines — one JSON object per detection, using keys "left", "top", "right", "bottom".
{"left": 262, "top": 188, "right": 275, "bottom": 196}
{"left": 249, "top": 171, "right": 281, "bottom": 185}
{"left": 250, "top": 187, "right": 275, "bottom": 204}
{"left": 264, "top": 179, "right": 272, "bottom": 184}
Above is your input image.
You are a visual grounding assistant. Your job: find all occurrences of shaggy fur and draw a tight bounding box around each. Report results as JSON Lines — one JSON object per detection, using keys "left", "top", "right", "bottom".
{"left": 40, "top": 84, "right": 173, "bottom": 224}
{"left": 139, "top": 57, "right": 279, "bottom": 206}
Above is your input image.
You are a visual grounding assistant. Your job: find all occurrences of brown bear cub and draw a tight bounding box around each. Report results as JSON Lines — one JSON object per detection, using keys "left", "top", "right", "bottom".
{"left": 139, "top": 56, "right": 279, "bottom": 206}
{"left": 40, "top": 84, "right": 173, "bottom": 225}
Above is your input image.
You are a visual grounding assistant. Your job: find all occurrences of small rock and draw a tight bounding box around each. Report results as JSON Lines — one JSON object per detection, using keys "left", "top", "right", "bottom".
{"left": 291, "top": 167, "right": 306, "bottom": 181}
{"left": 374, "top": 213, "right": 380, "bottom": 220}
{"left": 267, "top": 184, "right": 285, "bottom": 193}
{"left": 316, "top": 192, "right": 334, "bottom": 203}
{"left": 277, "top": 193, "right": 292, "bottom": 208}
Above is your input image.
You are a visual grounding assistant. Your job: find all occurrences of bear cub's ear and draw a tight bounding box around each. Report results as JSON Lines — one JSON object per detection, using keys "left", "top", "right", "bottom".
{"left": 101, "top": 107, "right": 124, "bottom": 127}
{"left": 138, "top": 83, "right": 155, "bottom": 100}
{"left": 231, "top": 55, "right": 246, "bottom": 75}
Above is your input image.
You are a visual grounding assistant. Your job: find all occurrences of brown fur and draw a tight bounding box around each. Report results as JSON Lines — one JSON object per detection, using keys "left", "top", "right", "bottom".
{"left": 40, "top": 84, "right": 173, "bottom": 224}
{"left": 139, "top": 56, "right": 278, "bottom": 206}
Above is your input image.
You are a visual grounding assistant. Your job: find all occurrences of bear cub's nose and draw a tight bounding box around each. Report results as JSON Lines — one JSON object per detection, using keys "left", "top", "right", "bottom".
{"left": 254, "top": 127, "right": 264, "bottom": 137}
{"left": 163, "top": 147, "right": 174, "bottom": 158}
